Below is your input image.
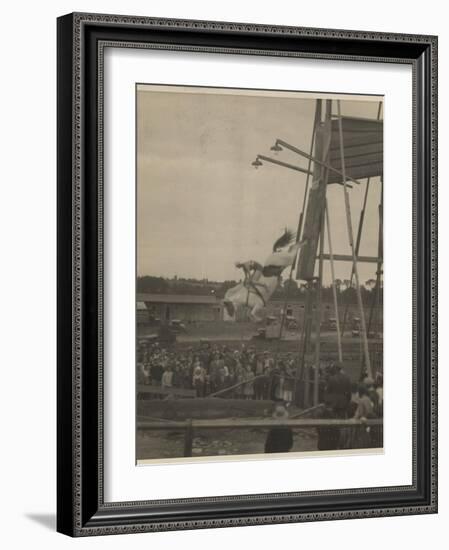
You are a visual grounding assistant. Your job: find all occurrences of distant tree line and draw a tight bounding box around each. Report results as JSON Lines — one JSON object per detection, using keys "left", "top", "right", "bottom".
{"left": 137, "top": 276, "right": 240, "bottom": 298}
{"left": 272, "top": 278, "right": 383, "bottom": 305}
{"left": 137, "top": 275, "right": 383, "bottom": 305}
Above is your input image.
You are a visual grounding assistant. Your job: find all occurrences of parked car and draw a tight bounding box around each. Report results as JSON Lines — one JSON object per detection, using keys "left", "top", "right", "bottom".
{"left": 137, "top": 334, "right": 159, "bottom": 348}
{"left": 321, "top": 318, "right": 337, "bottom": 331}
{"left": 168, "top": 319, "right": 187, "bottom": 333}
{"left": 254, "top": 327, "right": 267, "bottom": 339}
{"left": 285, "top": 315, "right": 299, "bottom": 330}
{"left": 148, "top": 315, "right": 161, "bottom": 326}
{"left": 253, "top": 316, "right": 280, "bottom": 339}
{"left": 138, "top": 327, "right": 176, "bottom": 347}
{"left": 265, "top": 315, "right": 278, "bottom": 325}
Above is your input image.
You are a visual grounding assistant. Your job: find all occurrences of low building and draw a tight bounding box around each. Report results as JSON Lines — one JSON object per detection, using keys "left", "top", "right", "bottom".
{"left": 137, "top": 293, "right": 223, "bottom": 323}
{"left": 137, "top": 301, "right": 149, "bottom": 324}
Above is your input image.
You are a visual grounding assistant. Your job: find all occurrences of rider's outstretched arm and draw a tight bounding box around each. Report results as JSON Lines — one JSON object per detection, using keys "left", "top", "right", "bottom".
{"left": 236, "top": 260, "right": 263, "bottom": 273}
{"left": 249, "top": 260, "right": 263, "bottom": 272}
{"left": 288, "top": 237, "right": 308, "bottom": 253}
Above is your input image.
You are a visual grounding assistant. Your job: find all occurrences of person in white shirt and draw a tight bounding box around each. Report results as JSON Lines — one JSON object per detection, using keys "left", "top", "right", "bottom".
{"left": 161, "top": 367, "right": 173, "bottom": 388}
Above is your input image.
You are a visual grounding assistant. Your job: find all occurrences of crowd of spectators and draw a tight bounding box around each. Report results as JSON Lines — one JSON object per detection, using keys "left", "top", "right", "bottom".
{"left": 137, "top": 343, "right": 382, "bottom": 412}
{"left": 317, "top": 363, "right": 384, "bottom": 449}
{"left": 137, "top": 342, "right": 383, "bottom": 451}
{"left": 137, "top": 342, "right": 298, "bottom": 400}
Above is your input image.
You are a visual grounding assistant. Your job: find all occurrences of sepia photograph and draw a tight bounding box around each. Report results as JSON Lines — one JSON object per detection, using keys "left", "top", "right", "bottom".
{"left": 135, "top": 84, "right": 384, "bottom": 463}
{"left": 55, "top": 11, "right": 437, "bottom": 536}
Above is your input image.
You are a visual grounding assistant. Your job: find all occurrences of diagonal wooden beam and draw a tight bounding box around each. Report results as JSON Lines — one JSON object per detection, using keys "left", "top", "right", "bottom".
{"left": 318, "top": 253, "right": 382, "bottom": 263}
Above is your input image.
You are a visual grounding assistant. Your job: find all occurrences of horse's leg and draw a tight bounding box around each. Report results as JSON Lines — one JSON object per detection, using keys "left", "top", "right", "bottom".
{"left": 223, "top": 283, "right": 245, "bottom": 318}
{"left": 223, "top": 300, "right": 235, "bottom": 318}
{"left": 249, "top": 302, "right": 265, "bottom": 323}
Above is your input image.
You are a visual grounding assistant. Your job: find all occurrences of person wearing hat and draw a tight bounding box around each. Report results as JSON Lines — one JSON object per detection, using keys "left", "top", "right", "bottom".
{"left": 264, "top": 403, "right": 293, "bottom": 453}
{"left": 150, "top": 359, "right": 163, "bottom": 387}
{"left": 352, "top": 384, "right": 376, "bottom": 448}
{"left": 324, "top": 362, "right": 352, "bottom": 418}
{"left": 254, "top": 353, "right": 267, "bottom": 400}
{"left": 362, "top": 376, "right": 380, "bottom": 414}
{"left": 243, "top": 364, "right": 255, "bottom": 400}
{"left": 192, "top": 360, "right": 206, "bottom": 397}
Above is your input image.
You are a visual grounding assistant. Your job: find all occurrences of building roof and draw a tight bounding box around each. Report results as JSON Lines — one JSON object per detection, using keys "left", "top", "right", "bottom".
{"left": 328, "top": 117, "right": 383, "bottom": 183}
{"left": 137, "top": 293, "right": 220, "bottom": 305}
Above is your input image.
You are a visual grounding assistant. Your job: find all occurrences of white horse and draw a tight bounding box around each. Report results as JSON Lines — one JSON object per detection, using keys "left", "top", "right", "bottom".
{"left": 223, "top": 230, "right": 306, "bottom": 322}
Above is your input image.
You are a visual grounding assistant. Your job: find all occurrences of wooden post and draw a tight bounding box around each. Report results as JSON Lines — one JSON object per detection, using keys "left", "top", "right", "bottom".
{"left": 341, "top": 100, "right": 383, "bottom": 337}
{"left": 300, "top": 286, "right": 314, "bottom": 408}
{"left": 336, "top": 100, "right": 372, "bottom": 379}
{"left": 368, "top": 178, "right": 383, "bottom": 336}
{"left": 325, "top": 200, "right": 343, "bottom": 362}
{"left": 275, "top": 102, "right": 319, "bottom": 352}
{"left": 183, "top": 419, "right": 193, "bottom": 457}
{"left": 297, "top": 100, "right": 332, "bottom": 408}
{"left": 340, "top": 179, "right": 371, "bottom": 336}
{"left": 296, "top": 101, "right": 331, "bottom": 281}
{"left": 314, "top": 211, "right": 325, "bottom": 406}
{"left": 294, "top": 100, "right": 322, "bottom": 408}
{"left": 303, "top": 350, "right": 310, "bottom": 409}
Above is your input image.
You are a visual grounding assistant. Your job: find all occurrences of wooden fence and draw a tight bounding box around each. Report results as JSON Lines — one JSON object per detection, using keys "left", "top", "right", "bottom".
{"left": 137, "top": 417, "right": 383, "bottom": 457}
{"left": 137, "top": 384, "right": 197, "bottom": 398}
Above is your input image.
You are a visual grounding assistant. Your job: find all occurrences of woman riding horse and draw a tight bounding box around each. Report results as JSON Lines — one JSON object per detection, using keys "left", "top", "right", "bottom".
{"left": 223, "top": 229, "right": 306, "bottom": 322}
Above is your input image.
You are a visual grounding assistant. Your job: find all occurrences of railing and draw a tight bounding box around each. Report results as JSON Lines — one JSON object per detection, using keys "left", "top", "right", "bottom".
{"left": 137, "top": 417, "right": 383, "bottom": 457}
{"left": 137, "top": 384, "right": 197, "bottom": 398}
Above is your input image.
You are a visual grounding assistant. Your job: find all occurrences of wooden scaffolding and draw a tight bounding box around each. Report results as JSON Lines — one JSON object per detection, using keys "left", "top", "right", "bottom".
{"left": 253, "top": 98, "right": 383, "bottom": 407}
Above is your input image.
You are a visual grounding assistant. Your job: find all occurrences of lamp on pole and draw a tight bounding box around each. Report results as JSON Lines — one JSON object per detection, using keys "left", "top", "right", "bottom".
{"left": 251, "top": 154, "right": 312, "bottom": 176}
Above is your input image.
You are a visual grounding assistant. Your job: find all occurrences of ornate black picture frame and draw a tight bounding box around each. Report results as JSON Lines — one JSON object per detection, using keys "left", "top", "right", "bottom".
{"left": 57, "top": 12, "right": 437, "bottom": 536}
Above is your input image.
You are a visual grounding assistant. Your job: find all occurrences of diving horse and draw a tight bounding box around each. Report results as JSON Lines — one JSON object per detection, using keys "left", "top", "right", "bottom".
{"left": 223, "top": 229, "right": 306, "bottom": 322}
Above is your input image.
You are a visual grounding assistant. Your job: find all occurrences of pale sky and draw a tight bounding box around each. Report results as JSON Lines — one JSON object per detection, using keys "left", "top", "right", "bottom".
{"left": 137, "top": 85, "right": 383, "bottom": 285}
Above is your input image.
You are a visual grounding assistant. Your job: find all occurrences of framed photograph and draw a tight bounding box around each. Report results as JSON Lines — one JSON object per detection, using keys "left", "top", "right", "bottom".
{"left": 57, "top": 12, "right": 437, "bottom": 536}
